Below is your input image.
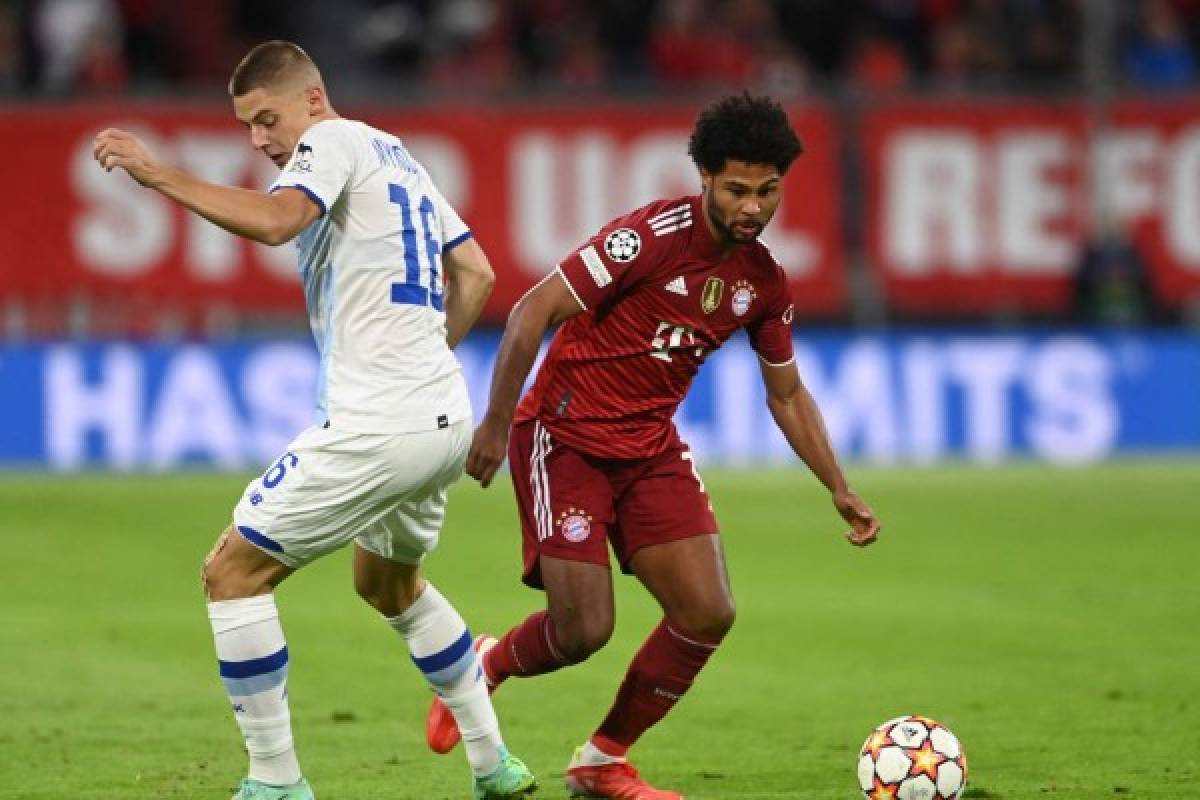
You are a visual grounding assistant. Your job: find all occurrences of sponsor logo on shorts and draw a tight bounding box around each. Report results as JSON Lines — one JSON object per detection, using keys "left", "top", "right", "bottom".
{"left": 558, "top": 507, "right": 593, "bottom": 543}
{"left": 250, "top": 490, "right": 264, "bottom": 506}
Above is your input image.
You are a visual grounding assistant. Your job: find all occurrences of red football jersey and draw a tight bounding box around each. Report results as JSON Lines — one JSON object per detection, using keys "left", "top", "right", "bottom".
{"left": 515, "top": 194, "right": 796, "bottom": 459}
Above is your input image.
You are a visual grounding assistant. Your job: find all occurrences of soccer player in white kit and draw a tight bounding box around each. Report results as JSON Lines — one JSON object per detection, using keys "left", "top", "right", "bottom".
{"left": 93, "top": 40, "right": 537, "bottom": 800}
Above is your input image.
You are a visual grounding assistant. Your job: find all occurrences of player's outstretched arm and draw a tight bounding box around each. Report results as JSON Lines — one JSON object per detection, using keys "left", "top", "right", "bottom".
{"left": 465, "top": 270, "right": 583, "bottom": 487}
{"left": 93, "top": 128, "right": 320, "bottom": 246}
{"left": 759, "top": 359, "right": 881, "bottom": 547}
{"left": 442, "top": 238, "right": 496, "bottom": 349}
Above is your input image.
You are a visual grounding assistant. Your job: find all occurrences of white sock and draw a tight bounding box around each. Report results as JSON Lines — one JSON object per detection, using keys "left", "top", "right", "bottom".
{"left": 208, "top": 595, "right": 302, "bottom": 786}
{"left": 387, "top": 583, "right": 504, "bottom": 776}
{"left": 582, "top": 739, "right": 625, "bottom": 766}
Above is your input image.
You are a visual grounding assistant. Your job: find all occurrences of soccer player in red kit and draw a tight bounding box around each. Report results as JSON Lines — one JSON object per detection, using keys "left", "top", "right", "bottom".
{"left": 428, "top": 94, "right": 881, "bottom": 798}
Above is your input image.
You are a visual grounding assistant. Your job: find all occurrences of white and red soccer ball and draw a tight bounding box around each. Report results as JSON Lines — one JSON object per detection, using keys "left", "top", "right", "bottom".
{"left": 857, "top": 715, "right": 967, "bottom": 799}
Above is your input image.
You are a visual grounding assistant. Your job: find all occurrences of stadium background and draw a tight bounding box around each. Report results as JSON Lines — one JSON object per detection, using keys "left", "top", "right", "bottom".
{"left": 3, "top": 0, "right": 1200, "bottom": 468}
{"left": 2, "top": 2, "right": 1200, "bottom": 798}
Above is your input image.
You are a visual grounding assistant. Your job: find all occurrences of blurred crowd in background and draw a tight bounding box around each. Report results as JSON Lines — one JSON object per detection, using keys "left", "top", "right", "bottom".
{"left": 3, "top": 0, "right": 1199, "bottom": 336}
{"left": 4, "top": 0, "right": 1200, "bottom": 97}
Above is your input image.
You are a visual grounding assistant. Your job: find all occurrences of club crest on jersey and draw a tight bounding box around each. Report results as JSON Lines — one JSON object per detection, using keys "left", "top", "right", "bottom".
{"left": 731, "top": 280, "right": 757, "bottom": 317}
{"left": 701, "top": 277, "right": 724, "bottom": 314}
{"left": 558, "top": 508, "right": 593, "bottom": 543}
{"left": 604, "top": 228, "right": 641, "bottom": 263}
{"left": 290, "top": 143, "right": 314, "bottom": 173}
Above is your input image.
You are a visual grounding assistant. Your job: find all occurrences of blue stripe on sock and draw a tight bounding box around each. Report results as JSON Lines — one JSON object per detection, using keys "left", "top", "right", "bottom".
{"left": 219, "top": 645, "right": 289, "bottom": 679}
{"left": 221, "top": 664, "right": 288, "bottom": 697}
{"left": 237, "top": 525, "right": 284, "bottom": 553}
{"left": 412, "top": 629, "right": 472, "bottom": 675}
{"left": 423, "top": 654, "right": 477, "bottom": 687}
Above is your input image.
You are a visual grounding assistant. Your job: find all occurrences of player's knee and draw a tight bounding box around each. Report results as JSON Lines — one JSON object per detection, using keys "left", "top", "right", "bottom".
{"left": 554, "top": 613, "right": 614, "bottom": 663}
{"left": 706, "top": 601, "right": 737, "bottom": 640}
{"left": 202, "top": 547, "right": 242, "bottom": 600}
{"left": 354, "top": 574, "right": 422, "bottom": 618}
{"left": 201, "top": 527, "right": 278, "bottom": 601}
{"left": 201, "top": 528, "right": 234, "bottom": 599}
{"left": 676, "top": 600, "right": 736, "bottom": 643}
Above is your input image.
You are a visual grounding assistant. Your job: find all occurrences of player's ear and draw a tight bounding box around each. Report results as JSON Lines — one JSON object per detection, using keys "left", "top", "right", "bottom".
{"left": 699, "top": 168, "right": 712, "bottom": 193}
{"left": 305, "top": 86, "right": 325, "bottom": 116}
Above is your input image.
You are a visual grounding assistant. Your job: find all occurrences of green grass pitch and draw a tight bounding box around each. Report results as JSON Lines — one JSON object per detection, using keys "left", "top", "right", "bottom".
{"left": 1, "top": 463, "right": 1198, "bottom": 799}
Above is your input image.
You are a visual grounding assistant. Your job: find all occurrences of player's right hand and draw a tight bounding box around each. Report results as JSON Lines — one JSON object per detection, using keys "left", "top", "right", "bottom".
{"left": 93, "top": 128, "right": 162, "bottom": 187}
{"left": 465, "top": 413, "right": 510, "bottom": 488}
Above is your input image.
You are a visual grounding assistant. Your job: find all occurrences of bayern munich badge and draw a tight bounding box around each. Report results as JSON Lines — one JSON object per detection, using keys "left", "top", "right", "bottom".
{"left": 731, "top": 279, "right": 757, "bottom": 316}
{"left": 558, "top": 508, "right": 593, "bottom": 542}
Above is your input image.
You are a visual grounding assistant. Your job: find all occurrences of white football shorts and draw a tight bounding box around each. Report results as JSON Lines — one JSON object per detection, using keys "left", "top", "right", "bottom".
{"left": 232, "top": 419, "right": 471, "bottom": 568}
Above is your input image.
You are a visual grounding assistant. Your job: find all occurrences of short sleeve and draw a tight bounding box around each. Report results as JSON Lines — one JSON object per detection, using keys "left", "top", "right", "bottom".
{"left": 556, "top": 214, "right": 667, "bottom": 311}
{"left": 746, "top": 272, "right": 795, "bottom": 367}
{"left": 417, "top": 163, "right": 471, "bottom": 252}
{"left": 270, "top": 121, "right": 355, "bottom": 216}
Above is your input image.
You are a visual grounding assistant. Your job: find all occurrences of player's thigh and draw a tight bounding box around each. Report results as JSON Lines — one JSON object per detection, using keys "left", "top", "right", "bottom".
{"left": 539, "top": 553, "right": 616, "bottom": 657}
{"left": 507, "top": 420, "right": 615, "bottom": 589}
{"left": 629, "top": 533, "right": 735, "bottom": 639}
{"left": 355, "top": 420, "right": 471, "bottom": 566}
{"left": 233, "top": 425, "right": 408, "bottom": 569}
{"left": 610, "top": 441, "right": 719, "bottom": 571}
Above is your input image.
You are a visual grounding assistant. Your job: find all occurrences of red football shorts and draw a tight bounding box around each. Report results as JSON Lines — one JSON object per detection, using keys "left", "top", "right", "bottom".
{"left": 507, "top": 419, "right": 719, "bottom": 589}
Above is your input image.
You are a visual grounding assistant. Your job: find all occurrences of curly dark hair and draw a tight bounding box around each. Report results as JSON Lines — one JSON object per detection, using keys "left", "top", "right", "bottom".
{"left": 687, "top": 93, "right": 804, "bottom": 175}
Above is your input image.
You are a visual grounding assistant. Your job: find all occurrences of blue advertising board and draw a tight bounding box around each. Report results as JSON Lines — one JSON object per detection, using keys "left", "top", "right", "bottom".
{"left": 1, "top": 331, "right": 1197, "bottom": 470}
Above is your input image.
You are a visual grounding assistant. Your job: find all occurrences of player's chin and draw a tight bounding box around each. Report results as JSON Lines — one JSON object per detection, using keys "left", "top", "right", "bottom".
{"left": 731, "top": 223, "right": 762, "bottom": 242}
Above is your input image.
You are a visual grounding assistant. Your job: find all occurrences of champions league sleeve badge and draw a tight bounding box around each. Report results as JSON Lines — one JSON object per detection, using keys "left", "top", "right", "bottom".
{"left": 731, "top": 279, "right": 757, "bottom": 317}
{"left": 603, "top": 228, "right": 641, "bottom": 263}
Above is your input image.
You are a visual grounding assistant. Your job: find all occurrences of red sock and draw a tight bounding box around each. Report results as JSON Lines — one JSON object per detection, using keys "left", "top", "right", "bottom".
{"left": 485, "top": 610, "right": 572, "bottom": 683}
{"left": 592, "top": 619, "right": 722, "bottom": 757}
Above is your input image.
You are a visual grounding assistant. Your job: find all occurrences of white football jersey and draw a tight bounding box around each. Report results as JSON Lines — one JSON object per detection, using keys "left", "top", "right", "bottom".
{"left": 271, "top": 118, "right": 472, "bottom": 433}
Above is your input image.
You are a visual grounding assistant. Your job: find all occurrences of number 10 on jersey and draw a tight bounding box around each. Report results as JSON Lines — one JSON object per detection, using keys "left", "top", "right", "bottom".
{"left": 388, "top": 183, "right": 444, "bottom": 312}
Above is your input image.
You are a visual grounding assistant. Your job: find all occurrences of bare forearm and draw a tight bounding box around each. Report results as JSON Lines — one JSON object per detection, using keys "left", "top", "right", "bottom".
{"left": 443, "top": 270, "right": 493, "bottom": 348}
{"left": 484, "top": 304, "right": 547, "bottom": 424}
{"left": 152, "top": 167, "right": 291, "bottom": 245}
{"left": 768, "top": 386, "right": 848, "bottom": 494}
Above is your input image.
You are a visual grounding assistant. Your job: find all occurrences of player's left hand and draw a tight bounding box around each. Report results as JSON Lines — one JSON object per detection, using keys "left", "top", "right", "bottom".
{"left": 93, "top": 128, "right": 162, "bottom": 187}
{"left": 833, "top": 489, "right": 880, "bottom": 547}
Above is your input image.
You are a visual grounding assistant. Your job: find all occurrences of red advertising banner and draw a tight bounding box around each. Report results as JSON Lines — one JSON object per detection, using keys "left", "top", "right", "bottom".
{"left": 0, "top": 102, "right": 844, "bottom": 323}
{"left": 862, "top": 99, "right": 1200, "bottom": 314}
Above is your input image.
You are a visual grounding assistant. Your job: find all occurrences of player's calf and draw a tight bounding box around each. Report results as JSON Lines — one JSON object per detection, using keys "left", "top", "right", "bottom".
{"left": 426, "top": 634, "right": 499, "bottom": 754}
{"left": 384, "top": 583, "right": 523, "bottom": 779}
{"left": 209, "top": 594, "right": 305, "bottom": 789}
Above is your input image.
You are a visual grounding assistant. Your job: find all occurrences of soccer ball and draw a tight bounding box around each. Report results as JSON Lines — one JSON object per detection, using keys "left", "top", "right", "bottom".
{"left": 857, "top": 715, "right": 967, "bottom": 799}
